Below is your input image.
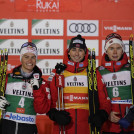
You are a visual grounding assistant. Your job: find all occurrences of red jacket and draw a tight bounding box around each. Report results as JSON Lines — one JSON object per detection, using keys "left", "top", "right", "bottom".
{"left": 33, "top": 81, "right": 51, "bottom": 114}
{"left": 17, "top": 65, "right": 52, "bottom": 114}
{"left": 48, "top": 49, "right": 90, "bottom": 134}
{"left": 4, "top": 65, "right": 51, "bottom": 121}
{"left": 97, "top": 52, "right": 134, "bottom": 133}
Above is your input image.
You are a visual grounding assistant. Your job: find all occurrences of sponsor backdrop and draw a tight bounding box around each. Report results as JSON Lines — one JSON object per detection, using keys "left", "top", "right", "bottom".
{"left": 0, "top": 0, "right": 134, "bottom": 133}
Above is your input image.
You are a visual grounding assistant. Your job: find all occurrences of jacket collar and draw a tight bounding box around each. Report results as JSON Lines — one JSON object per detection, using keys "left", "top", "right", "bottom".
{"left": 12, "top": 65, "right": 42, "bottom": 79}
{"left": 101, "top": 52, "right": 128, "bottom": 72}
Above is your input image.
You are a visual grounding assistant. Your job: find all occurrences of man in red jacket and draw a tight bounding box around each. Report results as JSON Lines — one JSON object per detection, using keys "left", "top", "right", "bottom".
{"left": 34, "top": 34, "right": 106, "bottom": 134}
{"left": 91, "top": 33, "right": 134, "bottom": 134}
{"left": 48, "top": 34, "right": 89, "bottom": 134}
{"left": 0, "top": 42, "right": 51, "bottom": 134}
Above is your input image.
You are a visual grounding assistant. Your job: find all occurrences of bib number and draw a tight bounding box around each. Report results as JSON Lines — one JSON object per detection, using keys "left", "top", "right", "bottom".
{"left": 112, "top": 87, "right": 119, "bottom": 97}
{"left": 18, "top": 97, "right": 25, "bottom": 108}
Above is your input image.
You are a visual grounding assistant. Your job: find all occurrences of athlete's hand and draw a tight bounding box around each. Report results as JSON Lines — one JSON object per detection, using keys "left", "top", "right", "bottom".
{"left": 47, "top": 108, "right": 71, "bottom": 125}
{"left": 30, "top": 78, "right": 39, "bottom": 90}
{"left": 0, "top": 96, "right": 9, "bottom": 110}
{"left": 108, "top": 111, "right": 120, "bottom": 123}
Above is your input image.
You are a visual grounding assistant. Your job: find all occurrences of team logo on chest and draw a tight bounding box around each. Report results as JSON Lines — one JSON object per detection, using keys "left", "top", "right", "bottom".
{"left": 73, "top": 76, "right": 77, "bottom": 81}
{"left": 22, "top": 83, "right": 26, "bottom": 90}
{"left": 112, "top": 74, "right": 117, "bottom": 80}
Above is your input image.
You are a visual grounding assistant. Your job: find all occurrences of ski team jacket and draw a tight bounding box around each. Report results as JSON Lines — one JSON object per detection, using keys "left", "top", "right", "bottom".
{"left": 3, "top": 65, "right": 51, "bottom": 125}
{"left": 97, "top": 52, "right": 134, "bottom": 133}
{"left": 48, "top": 49, "right": 90, "bottom": 134}
{"left": 48, "top": 49, "right": 110, "bottom": 134}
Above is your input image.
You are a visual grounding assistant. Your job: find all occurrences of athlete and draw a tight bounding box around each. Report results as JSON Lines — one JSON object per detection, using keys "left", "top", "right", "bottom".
{"left": 90, "top": 33, "right": 134, "bottom": 133}
{"left": 0, "top": 42, "right": 51, "bottom": 134}
{"left": 34, "top": 35, "right": 93, "bottom": 134}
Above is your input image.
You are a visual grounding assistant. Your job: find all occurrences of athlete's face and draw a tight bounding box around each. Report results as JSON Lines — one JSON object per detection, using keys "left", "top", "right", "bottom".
{"left": 21, "top": 53, "right": 36, "bottom": 73}
{"left": 106, "top": 43, "right": 123, "bottom": 61}
{"left": 68, "top": 47, "right": 86, "bottom": 62}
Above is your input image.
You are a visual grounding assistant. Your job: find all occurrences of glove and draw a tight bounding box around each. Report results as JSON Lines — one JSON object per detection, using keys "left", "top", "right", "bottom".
{"left": 55, "top": 63, "right": 66, "bottom": 74}
{"left": 88, "top": 110, "right": 108, "bottom": 130}
{"left": 0, "top": 96, "right": 9, "bottom": 110}
{"left": 119, "top": 105, "right": 134, "bottom": 129}
{"left": 47, "top": 108, "right": 71, "bottom": 125}
{"left": 118, "top": 118, "right": 130, "bottom": 129}
{"left": 30, "top": 78, "right": 39, "bottom": 90}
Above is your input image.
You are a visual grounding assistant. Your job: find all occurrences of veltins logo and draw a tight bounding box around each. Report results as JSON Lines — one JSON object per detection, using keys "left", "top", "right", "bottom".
{"left": 32, "top": 39, "right": 63, "bottom": 55}
{"left": 32, "top": 19, "right": 63, "bottom": 36}
{"left": 0, "top": 19, "right": 28, "bottom": 36}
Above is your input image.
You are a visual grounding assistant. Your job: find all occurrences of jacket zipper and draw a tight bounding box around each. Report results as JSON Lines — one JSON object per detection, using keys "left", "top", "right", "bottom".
{"left": 113, "top": 62, "right": 115, "bottom": 72}
{"left": 75, "top": 63, "right": 77, "bottom": 73}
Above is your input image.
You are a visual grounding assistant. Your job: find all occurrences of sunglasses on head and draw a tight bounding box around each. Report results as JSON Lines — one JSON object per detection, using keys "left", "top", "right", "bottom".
{"left": 21, "top": 42, "right": 37, "bottom": 49}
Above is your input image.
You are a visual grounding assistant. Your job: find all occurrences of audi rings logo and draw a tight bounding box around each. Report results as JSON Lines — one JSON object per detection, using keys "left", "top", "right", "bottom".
{"left": 69, "top": 23, "right": 97, "bottom": 33}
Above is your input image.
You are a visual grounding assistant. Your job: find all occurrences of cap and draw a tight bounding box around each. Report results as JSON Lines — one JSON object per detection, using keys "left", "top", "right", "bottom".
{"left": 104, "top": 33, "right": 124, "bottom": 52}
{"left": 69, "top": 34, "right": 87, "bottom": 52}
{"left": 20, "top": 42, "right": 38, "bottom": 61}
